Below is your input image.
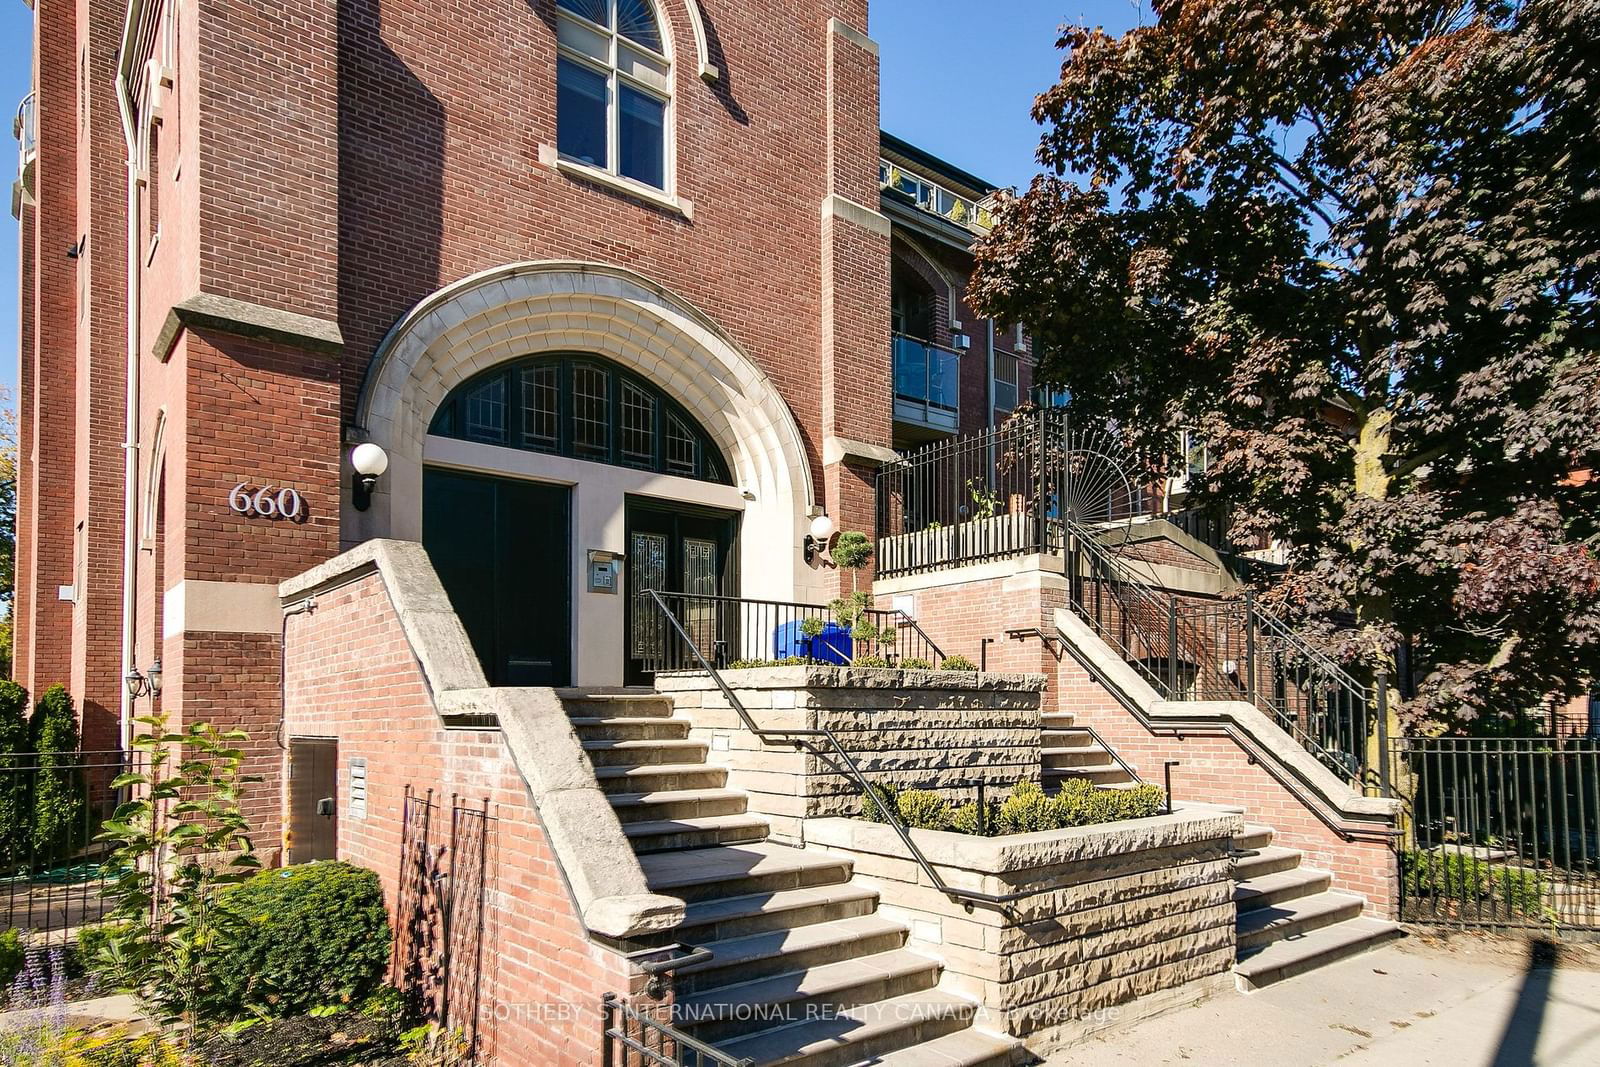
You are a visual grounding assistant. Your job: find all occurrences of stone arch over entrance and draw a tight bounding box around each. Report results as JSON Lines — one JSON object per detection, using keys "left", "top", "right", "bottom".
{"left": 351, "top": 261, "right": 819, "bottom": 604}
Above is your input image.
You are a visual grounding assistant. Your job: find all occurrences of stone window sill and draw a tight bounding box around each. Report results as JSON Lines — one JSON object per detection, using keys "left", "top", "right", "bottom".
{"left": 541, "top": 146, "right": 694, "bottom": 221}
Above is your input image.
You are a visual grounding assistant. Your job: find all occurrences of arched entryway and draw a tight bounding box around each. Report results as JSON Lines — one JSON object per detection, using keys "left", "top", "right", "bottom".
{"left": 352, "top": 262, "right": 818, "bottom": 686}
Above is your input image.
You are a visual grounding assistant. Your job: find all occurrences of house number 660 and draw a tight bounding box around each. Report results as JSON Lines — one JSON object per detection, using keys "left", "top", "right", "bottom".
{"left": 229, "top": 483, "right": 304, "bottom": 521}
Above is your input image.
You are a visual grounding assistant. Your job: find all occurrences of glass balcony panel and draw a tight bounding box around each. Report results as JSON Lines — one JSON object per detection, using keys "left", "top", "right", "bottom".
{"left": 928, "top": 347, "right": 960, "bottom": 411}
{"left": 892, "top": 334, "right": 960, "bottom": 435}
{"left": 893, "top": 335, "right": 927, "bottom": 401}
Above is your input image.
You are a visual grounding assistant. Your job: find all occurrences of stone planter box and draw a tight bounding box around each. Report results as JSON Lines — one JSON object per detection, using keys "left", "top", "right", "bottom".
{"left": 805, "top": 808, "right": 1243, "bottom": 1054}
{"left": 655, "top": 665, "right": 1046, "bottom": 844}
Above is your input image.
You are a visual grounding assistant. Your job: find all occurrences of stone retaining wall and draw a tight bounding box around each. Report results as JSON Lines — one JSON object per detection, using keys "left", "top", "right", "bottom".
{"left": 655, "top": 666, "right": 1045, "bottom": 845}
{"left": 805, "top": 809, "right": 1243, "bottom": 1055}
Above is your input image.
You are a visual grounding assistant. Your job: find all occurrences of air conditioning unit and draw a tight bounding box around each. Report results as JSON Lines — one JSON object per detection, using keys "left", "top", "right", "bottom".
{"left": 951, "top": 333, "right": 971, "bottom": 351}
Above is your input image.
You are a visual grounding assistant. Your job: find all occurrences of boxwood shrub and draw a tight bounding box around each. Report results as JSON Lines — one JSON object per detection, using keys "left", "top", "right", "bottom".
{"left": 862, "top": 779, "right": 1166, "bottom": 837}
{"left": 215, "top": 861, "right": 391, "bottom": 1016}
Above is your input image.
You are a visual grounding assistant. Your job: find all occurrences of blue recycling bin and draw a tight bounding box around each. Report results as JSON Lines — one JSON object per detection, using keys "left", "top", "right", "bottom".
{"left": 773, "top": 620, "right": 853, "bottom": 664}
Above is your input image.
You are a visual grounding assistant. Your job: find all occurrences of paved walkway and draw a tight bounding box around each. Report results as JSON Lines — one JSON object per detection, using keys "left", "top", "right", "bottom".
{"left": 1057, "top": 933, "right": 1600, "bottom": 1066}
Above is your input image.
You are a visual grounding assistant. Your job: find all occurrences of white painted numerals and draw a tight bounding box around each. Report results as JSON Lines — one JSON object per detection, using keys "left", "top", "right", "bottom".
{"left": 229, "top": 483, "right": 305, "bottom": 521}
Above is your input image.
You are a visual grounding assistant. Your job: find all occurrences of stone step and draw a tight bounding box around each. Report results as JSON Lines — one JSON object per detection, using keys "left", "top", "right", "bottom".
{"left": 864, "top": 1026, "right": 1028, "bottom": 1067}
{"left": 1233, "top": 917, "right": 1402, "bottom": 992}
{"left": 640, "top": 842, "right": 853, "bottom": 903}
{"left": 606, "top": 788, "right": 749, "bottom": 824}
{"left": 1236, "top": 890, "right": 1366, "bottom": 950}
{"left": 714, "top": 990, "right": 986, "bottom": 1067}
{"left": 1040, "top": 744, "right": 1115, "bottom": 768}
{"left": 1039, "top": 712, "right": 1077, "bottom": 728}
{"left": 622, "top": 814, "right": 770, "bottom": 853}
{"left": 675, "top": 883, "right": 882, "bottom": 944}
{"left": 1234, "top": 865, "right": 1331, "bottom": 912}
{"left": 558, "top": 691, "right": 677, "bottom": 717}
{"left": 1040, "top": 729, "right": 1096, "bottom": 748}
{"left": 1042, "top": 763, "right": 1135, "bottom": 785}
{"left": 1233, "top": 823, "right": 1274, "bottom": 851}
{"left": 675, "top": 914, "right": 908, "bottom": 994}
{"left": 1233, "top": 845, "right": 1304, "bottom": 881}
{"left": 568, "top": 716, "right": 691, "bottom": 742}
{"left": 581, "top": 738, "right": 709, "bottom": 767}
{"left": 594, "top": 763, "right": 729, "bottom": 795}
{"left": 672, "top": 948, "right": 941, "bottom": 1043}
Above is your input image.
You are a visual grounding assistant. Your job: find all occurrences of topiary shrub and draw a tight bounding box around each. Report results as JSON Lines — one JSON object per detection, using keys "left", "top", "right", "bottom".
{"left": 895, "top": 790, "right": 952, "bottom": 831}
{"left": 859, "top": 783, "right": 898, "bottom": 823}
{"left": 0, "top": 681, "right": 33, "bottom": 869}
{"left": 940, "top": 655, "right": 979, "bottom": 672}
{"left": 853, "top": 655, "right": 891, "bottom": 668}
{"left": 900, "top": 658, "right": 931, "bottom": 671}
{"left": 950, "top": 799, "right": 998, "bottom": 836}
{"left": 215, "top": 862, "right": 392, "bottom": 1017}
{"left": 995, "top": 781, "right": 1060, "bottom": 834}
{"left": 30, "top": 685, "right": 85, "bottom": 863}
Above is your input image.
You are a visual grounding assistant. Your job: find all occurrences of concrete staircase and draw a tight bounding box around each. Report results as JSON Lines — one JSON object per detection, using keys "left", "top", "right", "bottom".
{"left": 1040, "top": 709, "right": 1140, "bottom": 791}
{"left": 562, "top": 690, "right": 1026, "bottom": 1067}
{"left": 1230, "top": 821, "right": 1401, "bottom": 992}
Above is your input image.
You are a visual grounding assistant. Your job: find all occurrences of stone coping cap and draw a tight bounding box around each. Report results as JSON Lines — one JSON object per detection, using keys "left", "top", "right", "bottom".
{"left": 805, "top": 809, "right": 1243, "bottom": 875}
{"left": 654, "top": 664, "right": 1046, "bottom": 692}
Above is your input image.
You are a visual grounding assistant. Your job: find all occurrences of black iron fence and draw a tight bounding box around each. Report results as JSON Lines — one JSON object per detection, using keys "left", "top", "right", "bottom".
{"left": 874, "top": 409, "right": 1145, "bottom": 578}
{"left": 0, "top": 750, "right": 140, "bottom": 942}
{"left": 1067, "top": 529, "right": 1377, "bottom": 788}
{"left": 1396, "top": 736, "right": 1600, "bottom": 930}
{"left": 602, "top": 992, "right": 752, "bottom": 1067}
{"left": 636, "top": 592, "right": 947, "bottom": 675}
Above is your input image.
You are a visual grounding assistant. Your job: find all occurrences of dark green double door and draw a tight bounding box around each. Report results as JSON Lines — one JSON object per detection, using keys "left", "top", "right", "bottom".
{"left": 423, "top": 468, "right": 572, "bottom": 687}
{"left": 625, "top": 502, "right": 739, "bottom": 684}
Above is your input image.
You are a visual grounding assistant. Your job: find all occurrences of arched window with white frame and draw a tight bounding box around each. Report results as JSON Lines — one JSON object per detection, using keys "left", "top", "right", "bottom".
{"left": 555, "top": 0, "right": 672, "bottom": 191}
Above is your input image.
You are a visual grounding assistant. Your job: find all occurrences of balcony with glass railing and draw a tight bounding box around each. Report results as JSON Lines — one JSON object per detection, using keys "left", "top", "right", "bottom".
{"left": 892, "top": 333, "right": 960, "bottom": 435}
{"left": 12, "top": 91, "right": 37, "bottom": 218}
{"left": 879, "top": 159, "right": 994, "bottom": 234}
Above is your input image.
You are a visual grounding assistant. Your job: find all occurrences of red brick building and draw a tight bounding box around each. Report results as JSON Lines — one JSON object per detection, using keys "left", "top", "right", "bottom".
{"left": 10, "top": 0, "right": 1032, "bottom": 780}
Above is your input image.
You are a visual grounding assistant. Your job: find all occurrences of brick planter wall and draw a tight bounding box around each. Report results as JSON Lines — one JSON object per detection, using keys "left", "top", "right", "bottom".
{"left": 655, "top": 665, "right": 1045, "bottom": 845}
{"left": 282, "top": 565, "right": 642, "bottom": 1066}
{"left": 805, "top": 809, "right": 1243, "bottom": 1056}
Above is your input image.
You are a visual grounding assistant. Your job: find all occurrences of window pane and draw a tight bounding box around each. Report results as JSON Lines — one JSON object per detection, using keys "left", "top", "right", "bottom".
{"left": 557, "top": 16, "right": 610, "bottom": 63}
{"left": 618, "top": 85, "right": 665, "bottom": 188}
{"left": 994, "top": 354, "right": 1019, "bottom": 413}
{"left": 557, "top": 0, "right": 609, "bottom": 26}
{"left": 620, "top": 379, "right": 656, "bottom": 466}
{"left": 617, "top": 0, "right": 663, "bottom": 52}
{"left": 665, "top": 413, "right": 697, "bottom": 476}
{"left": 464, "top": 374, "right": 507, "bottom": 444}
{"left": 571, "top": 363, "right": 611, "bottom": 459}
{"left": 557, "top": 57, "right": 608, "bottom": 169}
{"left": 521, "top": 364, "right": 560, "bottom": 450}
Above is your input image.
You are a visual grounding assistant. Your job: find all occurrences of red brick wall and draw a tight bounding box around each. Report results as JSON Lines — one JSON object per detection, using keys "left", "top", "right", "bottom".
{"left": 283, "top": 571, "right": 642, "bottom": 1065}
{"left": 893, "top": 566, "right": 1399, "bottom": 918}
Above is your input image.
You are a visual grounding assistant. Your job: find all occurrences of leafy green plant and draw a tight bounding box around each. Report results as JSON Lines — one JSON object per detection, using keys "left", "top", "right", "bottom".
{"left": 1402, "top": 850, "right": 1545, "bottom": 917}
{"left": 900, "top": 658, "right": 932, "bottom": 671}
{"left": 214, "top": 862, "right": 392, "bottom": 1017}
{"left": 0, "top": 680, "right": 32, "bottom": 868}
{"left": 30, "top": 684, "right": 85, "bottom": 863}
{"left": 965, "top": 479, "right": 1001, "bottom": 519}
{"left": 950, "top": 799, "right": 999, "bottom": 836}
{"left": 894, "top": 790, "right": 953, "bottom": 831}
{"left": 859, "top": 783, "right": 899, "bottom": 823}
{"left": 0, "top": 927, "right": 22, "bottom": 988}
{"left": 865, "top": 777, "right": 1164, "bottom": 837}
{"left": 940, "top": 655, "right": 979, "bottom": 672}
{"left": 96, "top": 715, "right": 262, "bottom": 1038}
{"left": 853, "top": 655, "right": 891, "bottom": 668}
{"left": 726, "top": 657, "right": 808, "bottom": 669}
{"left": 995, "top": 781, "right": 1059, "bottom": 834}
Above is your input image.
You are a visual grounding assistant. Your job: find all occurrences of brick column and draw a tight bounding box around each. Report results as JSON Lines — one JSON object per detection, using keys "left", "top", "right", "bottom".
{"left": 818, "top": 14, "right": 892, "bottom": 594}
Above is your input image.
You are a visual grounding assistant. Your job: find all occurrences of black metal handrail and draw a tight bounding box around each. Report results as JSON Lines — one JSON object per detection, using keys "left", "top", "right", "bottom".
{"left": 645, "top": 590, "right": 1028, "bottom": 912}
{"left": 602, "top": 991, "right": 752, "bottom": 1067}
{"left": 636, "top": 591, "right": 946, "bottom": 673}
{"left": 1064, "top": 525, "right": 1376, "bottom": 788}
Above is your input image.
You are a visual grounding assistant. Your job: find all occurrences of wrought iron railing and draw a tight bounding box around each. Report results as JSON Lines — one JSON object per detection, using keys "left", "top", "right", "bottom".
{"left": 1065, "top": 527, "right": 1377, "bottom": 789}
{"left": 1396, "top": 736, "right": 1600, "bottom": 930}
{"left": 635, "top": 591, "right": 946, "bottom": 674}
{"left": 874, "top": 409, "right": 1146, "bottom": 578}
{"left": 602, "top": 991, "right": 752, "bottom": 1067}
{"left": 645, "top": 590, "right": 1029, "bottom": 913}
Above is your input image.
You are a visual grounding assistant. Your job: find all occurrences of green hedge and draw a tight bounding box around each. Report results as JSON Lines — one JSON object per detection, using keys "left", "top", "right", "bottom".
{"left": 1401, "top": 850, "right": 1545, "bottom": 916}
{"left": 30, "top": 684, "right": 86, "bottom": 861}
{"left": 863, "top": 779, "right": 1166, "bottom": 837}
{"left": 0, "top": 682, "right": 31, "bottom": 868}
{"left": 215, "top": 862, "right": 392, "bottom": 1017}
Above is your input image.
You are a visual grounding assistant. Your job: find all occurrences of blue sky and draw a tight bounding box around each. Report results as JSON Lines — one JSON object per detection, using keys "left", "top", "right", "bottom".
{"left": 0, "top": 2, "right": 1137, "bottom": 398}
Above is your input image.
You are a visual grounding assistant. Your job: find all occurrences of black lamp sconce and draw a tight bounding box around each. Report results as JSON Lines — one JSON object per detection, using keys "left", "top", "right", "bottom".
{"left": 803, "top": 513, "right": 837, "bottom": 567}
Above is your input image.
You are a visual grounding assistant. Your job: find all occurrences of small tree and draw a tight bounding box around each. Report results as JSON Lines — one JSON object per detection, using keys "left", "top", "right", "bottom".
{"left": 827, "top": 533, "right": 891, "bottom": 663}
{"left": 96, "top": 716, "right": 261, "bottom": 1038}
{"left": 30, "top": 684, "right": 84, "bottom": 863}
{"left": 0, "top": 680, "right": 31, "bottom": 869}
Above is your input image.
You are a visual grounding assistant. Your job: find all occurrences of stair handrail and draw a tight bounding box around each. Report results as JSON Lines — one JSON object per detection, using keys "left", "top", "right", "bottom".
{"left": 646, "top": 589, "right": 1029, "bottom": 912}
{"left": 1064, "top": 523, "right": 1374, "bottom": 787}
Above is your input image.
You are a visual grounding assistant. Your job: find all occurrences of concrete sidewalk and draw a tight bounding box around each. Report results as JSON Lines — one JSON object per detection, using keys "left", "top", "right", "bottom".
{"left": 1056, "top": 933, "right": 1600, "bottom": 1066}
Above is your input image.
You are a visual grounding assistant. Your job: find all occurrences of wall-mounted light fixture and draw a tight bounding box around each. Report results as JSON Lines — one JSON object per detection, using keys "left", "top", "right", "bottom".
{"left": 803, "top": 513, "right": 836, "bottom": 567}
{"left": 125, "top": 657, "right": 162, "bottom": 700}
{"left": 350, "top": 443, "right": 389, "bottom": 512}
